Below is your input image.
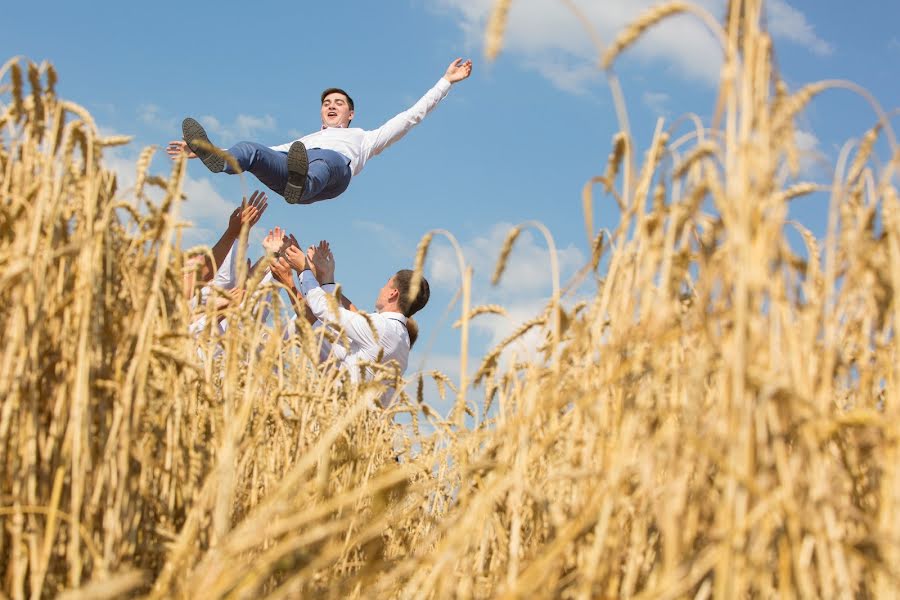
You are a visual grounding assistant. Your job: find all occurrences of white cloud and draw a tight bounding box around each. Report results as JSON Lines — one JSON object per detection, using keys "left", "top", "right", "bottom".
{"left": 138, "top": 103, "right": 276, "bottom": 146}
{"left": 890, "top": 37, "right": 900, "bottom": 52}
{"left": 431, "top": 0, "right": 832, "bottom": 91}
{"left": 100, "top": 142, "right": 235, "bottom": 247}
{"left": 432, "top": 0, "right": 723, "bottom": 89}
{"left": 521, "top": 54, "right": 601, "bottom": 95}
{"left": 427, "top": 222, "right": 584, "bottom": 296}
{"left": 642, "top": 91, "right": 670, "bottom": 116}
{"left": 793, "top": 129, "right": 825, "bottom": 179}
{"left": 766, "top": 0, "right": 833, "bottom": 56}
{"left": 351, "top": 219, "right": 415, "bottom": 256}
{"left": 180, "top": 173, "right": 234, "bottom": 224}
{"left": 425, "top": 222, "right": 586, "bottom": 350}
{"left": 199, "top": 113, "right": 276, "bottom": 145}
{"left": 138, "top": 103, "right": 178, "bottom": 134}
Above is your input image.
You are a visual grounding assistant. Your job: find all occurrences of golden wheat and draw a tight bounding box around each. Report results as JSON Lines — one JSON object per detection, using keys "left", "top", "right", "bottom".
{"left": 2, "top": 0, "right": 900, "bottom": 597}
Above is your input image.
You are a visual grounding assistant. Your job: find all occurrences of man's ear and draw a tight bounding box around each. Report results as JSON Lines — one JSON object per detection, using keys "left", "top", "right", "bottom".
{"left": 388, "top": 286, "right": 400, "bottom": 303}
{"left": 348, "top": 110, "right": 355, "bottom": 123}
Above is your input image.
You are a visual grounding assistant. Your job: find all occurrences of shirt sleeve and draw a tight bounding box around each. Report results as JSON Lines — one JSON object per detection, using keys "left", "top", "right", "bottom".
{"left": 298, "top": 270, "right": 379, "bottom": 352}
{"left": 360, "top": 77, "right": 452, "bottom": 161}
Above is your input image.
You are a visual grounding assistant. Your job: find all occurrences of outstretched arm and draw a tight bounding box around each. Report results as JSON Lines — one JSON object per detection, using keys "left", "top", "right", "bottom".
{"left": 361, "top": 58, "right": 473, "bottom": 160}
{"left": 203, "top": 191, "right": 268, "bottom": 283}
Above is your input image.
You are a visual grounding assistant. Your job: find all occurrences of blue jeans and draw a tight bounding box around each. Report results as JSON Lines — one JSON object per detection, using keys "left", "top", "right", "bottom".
{"left": 223, "top": 142, "right": 352, "bottom": 204}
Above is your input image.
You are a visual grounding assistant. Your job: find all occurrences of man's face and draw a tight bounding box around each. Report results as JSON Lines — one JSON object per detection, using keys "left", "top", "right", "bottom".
{"left": 375, "top": 276, "right": 397, "bottom": 312}
{"left": 321, "top": 92, "right": 354, "bottom": 128}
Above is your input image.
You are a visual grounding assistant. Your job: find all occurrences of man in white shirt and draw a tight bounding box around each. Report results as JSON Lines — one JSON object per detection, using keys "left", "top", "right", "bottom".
{"left": 167, "top": 58, "right": 472, "bottom": 205}
{"left": 272, "top": 240, "right": 429, "bottom": 396}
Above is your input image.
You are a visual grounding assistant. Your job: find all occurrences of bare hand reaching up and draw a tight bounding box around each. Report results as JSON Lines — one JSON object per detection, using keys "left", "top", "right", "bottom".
{"left": 444, "top": 58, "right": 473, "bottom": 84}
{"left": 262, "top": 226, "right": 288, "bottom": 255}
{"left": 283, "top": 244, "right": 309, "bottom": 273}
{"left": 227, "top": 190, "right": 268, "bottom": 235}
{"left": 166, "top": 139, "right": 197, "bottom": 160}
{"left": 270, "top": 257, "right": 296, "bottom": 288}
{"left": 308, "top": 240, "right": 335, "bottom": 283}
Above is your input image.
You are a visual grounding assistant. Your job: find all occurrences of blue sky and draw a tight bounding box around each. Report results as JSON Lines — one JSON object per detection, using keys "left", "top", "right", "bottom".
{"left": 4, "top": 0, "right": 898, "bottom": 412}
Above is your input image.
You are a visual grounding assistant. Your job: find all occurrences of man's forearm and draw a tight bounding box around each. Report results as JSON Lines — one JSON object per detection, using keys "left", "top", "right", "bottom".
{"left": 283, "top": 284, "right": 313, "bottom": 323}
{"left": 339, "top": 293, "right": 357, "bottom": 312}
{"left": 207, "top": 229, "right": 239, "bottom": 282}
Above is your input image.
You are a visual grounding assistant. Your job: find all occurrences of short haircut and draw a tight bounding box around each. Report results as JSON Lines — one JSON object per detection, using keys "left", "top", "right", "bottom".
{"left": 391, "top": 269, "right": 430, "bottom": 318}
{"left": 320, "top": 87, "right": 354, "bottom": 111}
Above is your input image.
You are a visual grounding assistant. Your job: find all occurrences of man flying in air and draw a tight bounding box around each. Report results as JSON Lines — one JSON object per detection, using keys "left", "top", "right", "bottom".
{"left": 167, "top": 58, "right": 473, "bottom": 205}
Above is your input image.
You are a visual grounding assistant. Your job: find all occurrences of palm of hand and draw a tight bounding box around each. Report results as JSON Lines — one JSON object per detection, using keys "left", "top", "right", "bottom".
{"left": 262, "top": 226, "right": 287, "bottom": 254}
{"left": 270, "top": 259, "right": 293, "bottom": 284}
{"left": 283, "top": 246, "right": 308, "bottom": 272}
{"left": 445, "top": 59, "right": 473, "bottom": 83}
{"left": 308, "top": 241, "right": 334, "bottom": 280}
{"left": 310, "top": 250, "right": 333, "bottom": 274}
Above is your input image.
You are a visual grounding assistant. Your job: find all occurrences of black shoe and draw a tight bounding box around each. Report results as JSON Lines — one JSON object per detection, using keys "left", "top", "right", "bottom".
{"left": 182, "top": 117, "right": 225, "bottom": 173}
{"left": 284, "top": 141, "right": 309, "bottom": 204}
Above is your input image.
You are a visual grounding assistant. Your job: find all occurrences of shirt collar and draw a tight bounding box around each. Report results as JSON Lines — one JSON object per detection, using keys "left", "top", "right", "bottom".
{"left": 379, "top": 311, "right": 407, "bottom": 324}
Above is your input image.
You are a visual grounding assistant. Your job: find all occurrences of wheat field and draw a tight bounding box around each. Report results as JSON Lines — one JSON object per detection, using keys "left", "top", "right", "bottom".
{"left": 2, "top": 0, "right": 900, "bottom": 598}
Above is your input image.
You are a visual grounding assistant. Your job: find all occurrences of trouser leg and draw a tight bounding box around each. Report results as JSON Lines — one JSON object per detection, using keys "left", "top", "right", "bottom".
{"left": 298, "top": 149, "right": 353, "bottom": 204}
{"left": 224, "top": 141, "right": 289, "bottom": 195}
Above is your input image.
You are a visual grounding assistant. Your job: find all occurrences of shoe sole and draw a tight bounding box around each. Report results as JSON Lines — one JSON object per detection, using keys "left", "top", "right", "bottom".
{"left": 284, "top": 141, "right": 308, "bottom": 204}
{"left": 182, "top": 118, "right": 225, "bottom": 173}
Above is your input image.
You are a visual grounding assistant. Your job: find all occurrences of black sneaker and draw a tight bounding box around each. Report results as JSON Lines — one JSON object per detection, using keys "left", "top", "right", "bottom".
{"left": 182, "top": 117, "right": 225, "bottom": 173}
{"left": 284, "top": 141, "right": 309, "bottom": 204}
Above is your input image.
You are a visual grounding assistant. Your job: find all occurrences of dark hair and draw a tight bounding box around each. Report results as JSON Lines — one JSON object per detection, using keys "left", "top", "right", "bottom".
{"left": 406, "top": 318, "right": 419, "bottom": 348}
{"left": 391, "top": 269, "right": 430, "bottom": 318}
{"left": 320, "top": 87, "right": 354, "bottom": 112}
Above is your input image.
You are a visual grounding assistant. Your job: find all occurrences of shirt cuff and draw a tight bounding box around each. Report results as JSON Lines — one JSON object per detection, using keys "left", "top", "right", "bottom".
{"left": 298, "top": 269, "right": 320, "bottom": 296}
{"left": 437, "top": 77, "right": 452, "bottom": 93}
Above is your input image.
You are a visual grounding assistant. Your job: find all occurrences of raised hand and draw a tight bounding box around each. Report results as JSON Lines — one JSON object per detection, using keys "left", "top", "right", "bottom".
{"left": 227, "top": 191, "right": 268, "bottom": 235}
{"left": 262, "top": 226, "right": 287, "bottom": 255}
{"left": 283, "top": 245, "right": 309, "bottom": 273}
{"left": 444, "top": 58, "right": 473, "bottom": 84}
{"left": 270, "top": 257, "right": 295, "bottom": 288}
{"left": 166, "top": 140, "right": 197, "bottom": 160}
{"left": 308, "top": 240, "right": 335, "bottom": 283}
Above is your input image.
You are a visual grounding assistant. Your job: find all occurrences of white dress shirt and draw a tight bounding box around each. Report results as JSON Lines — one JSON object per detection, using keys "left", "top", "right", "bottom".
{"left": 270, "top": 78, "right": 452, "bottom": 176}
{"left": 189, "top": 241, "right": 274, "bottom": 337}
{"left": 298, "top": 270, "right": 410, "bottom": 386}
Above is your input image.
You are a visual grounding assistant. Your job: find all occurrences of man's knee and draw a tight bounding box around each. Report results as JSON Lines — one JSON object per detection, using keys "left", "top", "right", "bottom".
{"left": 231, "top": 141, "right": 259, "bottom": 158}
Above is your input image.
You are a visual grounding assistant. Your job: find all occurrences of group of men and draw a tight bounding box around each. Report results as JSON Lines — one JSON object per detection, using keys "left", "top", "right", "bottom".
{"left": 175, "top": 58, "right": 472, "bottom": 396}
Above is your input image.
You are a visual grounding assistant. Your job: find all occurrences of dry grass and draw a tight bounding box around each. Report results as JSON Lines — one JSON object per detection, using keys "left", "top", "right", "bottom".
{"left": 2, "top": 0, "right": 900, "bottom": 597}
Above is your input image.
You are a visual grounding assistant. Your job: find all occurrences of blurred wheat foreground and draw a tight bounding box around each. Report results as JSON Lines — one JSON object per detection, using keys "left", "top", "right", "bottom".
{"left": 2, "top": 0, "right": 900, "bottom": 597}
